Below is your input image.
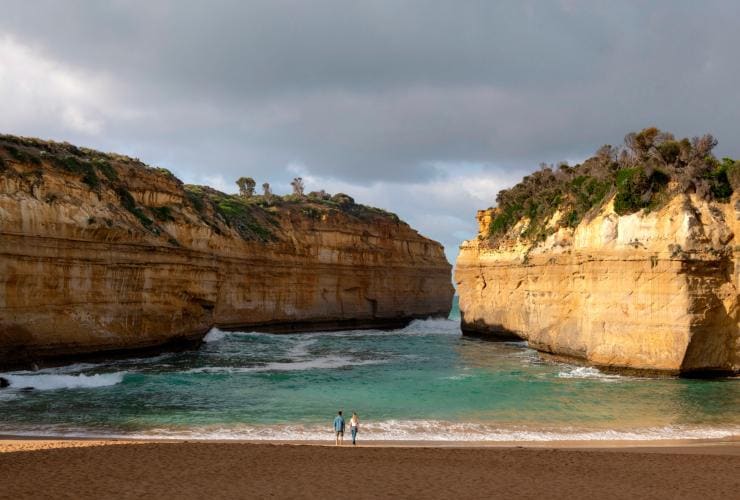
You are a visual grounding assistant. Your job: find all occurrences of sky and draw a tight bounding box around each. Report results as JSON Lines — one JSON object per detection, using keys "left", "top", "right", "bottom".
{"left": 1, "top": 1, "right": 739, "bottom": 264}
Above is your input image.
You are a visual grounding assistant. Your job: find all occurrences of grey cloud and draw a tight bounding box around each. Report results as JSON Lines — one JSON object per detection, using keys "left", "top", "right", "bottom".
{"left": 2, "top": 1, "right": 612, "bottom": 95}
{"left": 1, "top": 0, "right": 739, "bottom": 258}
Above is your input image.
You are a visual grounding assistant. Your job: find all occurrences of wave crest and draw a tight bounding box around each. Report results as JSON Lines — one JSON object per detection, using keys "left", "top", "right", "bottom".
{"left": 1, "top": 372, "right": 125, "bottom": 391}
{"left": 557, "top": 366, "right": 635, "bottom": 381}
{"left": 117, "top": 420, "right": 740, "bottom": 442}
{"left": 187, "top": 356, "right": 384, "bottom": 374}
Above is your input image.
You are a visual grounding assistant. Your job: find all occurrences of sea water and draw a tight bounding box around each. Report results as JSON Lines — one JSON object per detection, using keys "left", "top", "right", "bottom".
{"left": 1, "top": 299, "right": 738, "bottom": 441}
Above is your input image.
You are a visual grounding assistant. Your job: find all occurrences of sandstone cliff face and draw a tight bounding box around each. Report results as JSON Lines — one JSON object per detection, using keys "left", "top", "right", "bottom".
{"left": 0, "top": 136, "right": 453, "bottom": 368}
{"left": 456, "top": 194, "right": 740, "bottom": 375}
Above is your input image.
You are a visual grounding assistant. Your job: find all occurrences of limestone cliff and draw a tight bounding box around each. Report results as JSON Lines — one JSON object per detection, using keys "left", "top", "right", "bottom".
{"left": 456, "top": 129, "right": 740, "bottom": 375}
{"left": 0, "top": 135, "right": 453, "bottom": 368}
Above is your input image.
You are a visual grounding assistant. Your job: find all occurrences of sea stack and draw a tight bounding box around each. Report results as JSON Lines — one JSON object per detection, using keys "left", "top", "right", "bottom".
{"left": 0, "top": 135, "right": 453, "bottom": 369}
{"left": 456, "top": 128, "right": 740, "bottom": 375}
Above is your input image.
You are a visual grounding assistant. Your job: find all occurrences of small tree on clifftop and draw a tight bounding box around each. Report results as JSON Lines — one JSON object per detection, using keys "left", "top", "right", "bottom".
{"left": 236, "top": 177, "right": 256, "bottom": 198}
{"left": 291, "top": 177, "right": 305, "bottom": 196}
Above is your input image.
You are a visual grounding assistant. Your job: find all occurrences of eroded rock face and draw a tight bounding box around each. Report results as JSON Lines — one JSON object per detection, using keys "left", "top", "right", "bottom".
{"left": 0, "top": 137, "right": 453, "bottom": 368}
{"left": 456, "top": 194, "right": 740, "bottom": 375}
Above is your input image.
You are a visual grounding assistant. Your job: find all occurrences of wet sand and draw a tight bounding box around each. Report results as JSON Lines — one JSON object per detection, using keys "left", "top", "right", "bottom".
{"left": 1, "top": 439, "right": 739, "bottom": 499}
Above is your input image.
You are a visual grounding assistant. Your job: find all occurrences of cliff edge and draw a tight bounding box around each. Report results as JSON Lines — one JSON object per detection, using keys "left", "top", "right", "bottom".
{"left": 456, "top": 128, "right": 740, "bottom": 375}
{"left": 0, "top": 135, "right": 453, "bottom": 368}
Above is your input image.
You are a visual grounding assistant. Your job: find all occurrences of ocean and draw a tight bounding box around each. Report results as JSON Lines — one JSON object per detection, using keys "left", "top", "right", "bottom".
{"left": 1, "top": 298, "right": 738, "bottom": 442}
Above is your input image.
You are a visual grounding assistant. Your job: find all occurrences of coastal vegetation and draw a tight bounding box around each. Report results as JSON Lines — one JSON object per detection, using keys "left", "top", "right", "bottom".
{"left": 488, "top": 127, "right": 740, "bottom": 242}
{"left": 236, "top": 176, "right": 256, "bottom": 198}
{"left": 0, "top": 134, "right": 402, "bottom": 244}
{"left": 291, "top": 177, "right": 305, "bottom": 196}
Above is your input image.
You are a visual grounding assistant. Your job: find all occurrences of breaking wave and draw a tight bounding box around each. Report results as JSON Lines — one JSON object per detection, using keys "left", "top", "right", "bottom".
{"left": 398, "top": 317, "right": 460, "bottom": 335}
{"left": 137, "top": 421, "right": 740, "bottom": 442}
{"left": 0, "top": 372, "right": 126, "bottom": 391}
{"left": 203, "top": 328, "right": 228, "bottom": 343}
{"left": 556, "top": 366, "right": 642, "bottom": 381}
{"left": 9, "top": 420, "right": 736, "bottom": 443}
{"left": 203, "top": 328, "right": 265, "bottom": 343}
{"left": 186, "top": 356, "right": 384, "bottom": 374}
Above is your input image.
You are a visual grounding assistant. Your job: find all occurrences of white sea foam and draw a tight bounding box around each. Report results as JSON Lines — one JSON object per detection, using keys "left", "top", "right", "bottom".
{"left": 1, "top": 372, "right": 126, "bottom": 391}
{"left": 203, "top": 328, "right": 228, "bottom": 343}
{"left": 557, "top": 366, "right": 631, "bottom": 381}
{"left": 203, "top": 328, "right": 271, "bottom": 343}
{"left": 2, "top": 419, "right": 738, "bottom": 443}
{"left": 186, "top": 356, "right": 384, "bottom": 374}
{"left": 104, "top": 420, "right": 740, "bottom": 443}
{"left": 285, "top": 338, "right": 317, "bottom": 358}
{"left": 0, "top": 420, "right": 740, "bottom": 443}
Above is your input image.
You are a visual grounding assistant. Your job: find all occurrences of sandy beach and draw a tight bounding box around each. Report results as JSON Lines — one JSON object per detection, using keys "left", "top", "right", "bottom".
{"left": 1, "top": 439, "right": 738, "bottom": 499}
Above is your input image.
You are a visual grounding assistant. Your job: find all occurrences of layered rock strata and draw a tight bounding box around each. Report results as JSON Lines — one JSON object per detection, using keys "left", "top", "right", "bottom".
{"left": 0, "top": 136, "right": 453, "bottom": 368}
{"left": 456, "top": 194, "right": 740, "bottom": 375}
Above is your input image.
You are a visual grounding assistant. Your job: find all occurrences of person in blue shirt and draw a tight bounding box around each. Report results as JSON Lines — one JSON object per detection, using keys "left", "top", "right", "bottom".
{"left": 333, "top": 410, "right": 345, "bottom": 446}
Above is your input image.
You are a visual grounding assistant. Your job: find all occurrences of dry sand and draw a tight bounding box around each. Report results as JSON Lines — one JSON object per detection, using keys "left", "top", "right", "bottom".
{"left": 1, "top": 439, "right": 738, "bottom": 499}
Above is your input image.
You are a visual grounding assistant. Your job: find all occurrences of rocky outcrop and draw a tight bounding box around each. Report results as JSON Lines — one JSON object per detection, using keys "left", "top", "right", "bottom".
{"left": 0, "top": 136, "right": 453, "bottom": 368}
{"left": 456, "top": 194, "right": 740, "bottom": 375}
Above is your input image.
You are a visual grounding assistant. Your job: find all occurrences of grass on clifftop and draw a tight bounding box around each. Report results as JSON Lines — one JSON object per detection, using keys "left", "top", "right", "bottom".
{"left": 183, "top": 185, "right": 277, "bottom": 242}
{"left": 0, "top": 134, "right": 405, "bottom": 244}
{"left": 183, "top": 185, "right": 401, "bottom": 243}
{"left": 487, "top": 127, "right": 740, "bottom": 243}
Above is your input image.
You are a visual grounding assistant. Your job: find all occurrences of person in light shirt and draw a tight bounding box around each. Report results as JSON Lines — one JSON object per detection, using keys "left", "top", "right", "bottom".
{"left": 349, "top": 412, "right": 360, "bottom": 445}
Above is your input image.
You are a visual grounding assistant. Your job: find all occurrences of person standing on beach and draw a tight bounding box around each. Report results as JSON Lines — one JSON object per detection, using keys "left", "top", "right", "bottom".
{"left": 349, "top": 412, "right": 360, "bottom": 446}
{"left": 333, "top": 410, "right": 345, "bottom": 446}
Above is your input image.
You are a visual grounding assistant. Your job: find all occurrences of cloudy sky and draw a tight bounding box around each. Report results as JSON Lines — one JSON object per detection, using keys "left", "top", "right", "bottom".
{"left": 1, "top": 1, "right": 739, "bottom": 263}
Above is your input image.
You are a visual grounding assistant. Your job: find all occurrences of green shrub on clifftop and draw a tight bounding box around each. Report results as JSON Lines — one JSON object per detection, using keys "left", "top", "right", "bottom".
{"left": 613, "top": 167, "right": 669, "bottom": 215}
{"left": 488, "top": 127, "right": 738, "bottom": 242}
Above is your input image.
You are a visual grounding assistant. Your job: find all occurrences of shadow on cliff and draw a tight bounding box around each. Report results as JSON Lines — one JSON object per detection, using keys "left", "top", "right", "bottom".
{"left": 680, "top": 255, "right": 739, "bottom": 377}
{"left": 459, "top": 312, "right": 525, "bottom": 342}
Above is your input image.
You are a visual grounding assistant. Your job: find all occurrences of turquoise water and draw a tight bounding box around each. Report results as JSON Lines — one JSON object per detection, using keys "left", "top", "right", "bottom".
{"left": 1, "top": 301, "right": 738, "bottom": 441}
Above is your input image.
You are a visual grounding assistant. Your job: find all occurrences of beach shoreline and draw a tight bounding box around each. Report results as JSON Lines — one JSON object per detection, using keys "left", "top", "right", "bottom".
{"left": 2, "top": 435, "right": 740, "bottom": 453}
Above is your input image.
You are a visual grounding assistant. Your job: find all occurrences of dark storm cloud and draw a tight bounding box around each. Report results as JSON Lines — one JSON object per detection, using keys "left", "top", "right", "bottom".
{"left": 1, "top": 0, "right": 739, "bottom": 257}
{"left": 2, "top": 1, "right": 609, "bottom": 93}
